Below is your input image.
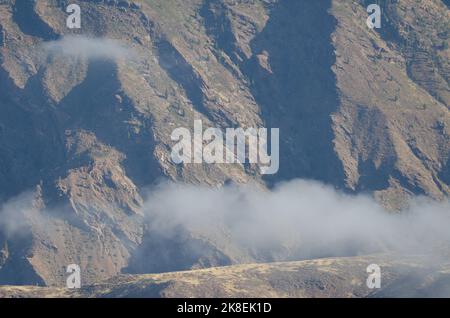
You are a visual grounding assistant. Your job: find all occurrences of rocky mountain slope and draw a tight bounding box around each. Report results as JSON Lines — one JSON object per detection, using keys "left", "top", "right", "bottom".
{"left": 0, "top": 0, "right": 448, "bottom": 287}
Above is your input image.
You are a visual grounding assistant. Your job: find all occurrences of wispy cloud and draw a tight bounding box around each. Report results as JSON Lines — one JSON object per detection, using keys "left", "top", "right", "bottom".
{"left": 0, "top": 192, "right": 35, "bottom": 238}
{"left": 43, "top": 35, "right": 133, "bottom": 61}
{"left": 142, "top": 180, "right": 450, "bottom": 260}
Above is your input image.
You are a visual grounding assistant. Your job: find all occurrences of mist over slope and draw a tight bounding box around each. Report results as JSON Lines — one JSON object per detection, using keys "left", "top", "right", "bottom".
{"left": 0, "top": 0, "right": 448, "bottom": 288}
{"left": 128, "top": 180, "right": 450, "bottom": 272}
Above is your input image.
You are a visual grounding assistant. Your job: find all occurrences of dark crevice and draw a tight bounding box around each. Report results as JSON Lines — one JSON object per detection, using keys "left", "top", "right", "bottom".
{"left": 439, "top": 158, "right": 450, "bottom": 186}
{"left": 12, "top": 0, "right": 59, "bottom": 41}
{"left": 242, "top": 0, "right": 346, "bottom": 188}
{"left": 393, "top": 170, "right": 427, "bottom": 196}
{"left": 155, "top": 38, "right": 215, "bottom": 123}
{"left": 0, "top": 24, "right": 5, "bottom": 47}
{"left": 200, "top": 0, "right": 246, "bottom": 66}
{"left": 353, "top": 106, "right": 396, "bottom": 193}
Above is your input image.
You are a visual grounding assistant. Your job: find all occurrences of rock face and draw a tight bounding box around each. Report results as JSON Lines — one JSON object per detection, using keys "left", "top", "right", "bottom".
{"left": 0, "top": 0, "right": 448, "bottom": 286}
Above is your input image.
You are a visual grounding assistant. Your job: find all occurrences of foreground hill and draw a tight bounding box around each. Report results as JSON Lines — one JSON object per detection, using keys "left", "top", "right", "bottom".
{"left": 1, "top": 253, "right": 450, "bottom": 298}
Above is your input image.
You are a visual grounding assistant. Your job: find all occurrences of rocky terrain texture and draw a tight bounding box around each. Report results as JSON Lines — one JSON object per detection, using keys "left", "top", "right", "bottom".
{"left": 0, "top": 0, "right": 448, "bottom": 287}
{"left": 1, "top": 253, "right": 450, "bottom": 298}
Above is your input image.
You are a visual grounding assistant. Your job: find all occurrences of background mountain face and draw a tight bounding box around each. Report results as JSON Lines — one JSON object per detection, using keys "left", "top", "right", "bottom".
{"left": 0, "top": 0, "right": 448, "bottom": 286}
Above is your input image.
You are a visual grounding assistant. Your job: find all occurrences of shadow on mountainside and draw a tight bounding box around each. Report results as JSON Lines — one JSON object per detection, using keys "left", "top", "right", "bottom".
{"left": 242, "top": 0, "right": 346, "bottom": 188}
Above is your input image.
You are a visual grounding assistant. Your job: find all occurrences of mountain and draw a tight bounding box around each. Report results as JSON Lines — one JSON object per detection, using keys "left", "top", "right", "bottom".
{"left": 0, "top": 0, "right": 448, "bottom": 288}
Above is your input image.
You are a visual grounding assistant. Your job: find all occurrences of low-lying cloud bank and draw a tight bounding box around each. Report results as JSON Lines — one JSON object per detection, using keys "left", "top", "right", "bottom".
{"left": 43, "top": 35, "right": 133, "bottom": 60}
{"left": 142, "top": 180, "right": 450, "bottom": 260}
{"left": 1, "top": 179, "right": 449, "bottom": 263}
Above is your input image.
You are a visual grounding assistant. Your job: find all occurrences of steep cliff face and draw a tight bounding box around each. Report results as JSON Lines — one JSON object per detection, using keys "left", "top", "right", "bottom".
{"left": 0, "top": 0, "right": 448, "bottom": 286}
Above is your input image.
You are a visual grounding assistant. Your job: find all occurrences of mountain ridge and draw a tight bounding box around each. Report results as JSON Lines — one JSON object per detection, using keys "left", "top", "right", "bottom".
{"left": 1, "top": 253, "right": 450, "bottom": 298}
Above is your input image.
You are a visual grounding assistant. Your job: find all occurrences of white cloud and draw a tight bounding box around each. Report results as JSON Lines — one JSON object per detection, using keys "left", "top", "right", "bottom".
{"left": 142, "top": 180, "right": 450, "bottom": 260}
{"left": 43, "top": 35, "right": 133, "bottom": 61}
